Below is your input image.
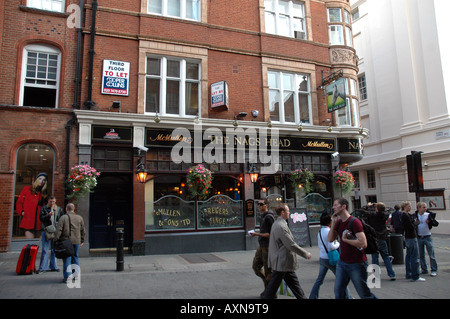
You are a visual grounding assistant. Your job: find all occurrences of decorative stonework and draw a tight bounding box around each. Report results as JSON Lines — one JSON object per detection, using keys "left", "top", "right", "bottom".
{"left": 331, "top": 48, "right": 359, "bottom": 67}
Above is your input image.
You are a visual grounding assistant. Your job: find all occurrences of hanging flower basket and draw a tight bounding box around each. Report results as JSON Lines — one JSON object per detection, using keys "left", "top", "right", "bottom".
{"left": 289, "top": 168, "right": 314, "bottom": 194}
{"left": 333, "top": 170, "right": 354, "bottom": 195}
{"left": 66, "top": 165, "right": 101, "bottom": 201}
{"left": 186, "top": 164, "right": 213, "bottom": 200}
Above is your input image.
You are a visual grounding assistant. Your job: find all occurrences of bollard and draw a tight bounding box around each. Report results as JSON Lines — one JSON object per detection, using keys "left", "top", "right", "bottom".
{"left": 116, "top": 229, "right": 124, "bottom": 271}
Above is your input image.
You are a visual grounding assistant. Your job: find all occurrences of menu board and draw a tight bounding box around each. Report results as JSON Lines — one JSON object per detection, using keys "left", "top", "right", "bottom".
{"left": 288, "top": 209, "right": 311, "bottom": 247}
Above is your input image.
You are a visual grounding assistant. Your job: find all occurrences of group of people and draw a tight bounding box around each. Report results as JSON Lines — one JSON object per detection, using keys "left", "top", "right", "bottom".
{"left": 18, "top": 193, "right": 85, "bottom": 283}
{"left": 251, "top": 197, "right": 439, "bottom": 299}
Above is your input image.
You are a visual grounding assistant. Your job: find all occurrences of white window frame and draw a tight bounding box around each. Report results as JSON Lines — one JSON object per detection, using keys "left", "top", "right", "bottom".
{"left": 145, "top": 56, "right": 201, "bottom": 117}
{"left": 334, "top": 78, "right": 360, "bottom": 127}
{"left": 328, "top": 7, "right": 353, "bottom": 47}
{"left": 268, "top": 70, "right": 311, "bottom": 125}
{"left": 27, "top": 0, "right": 65, "bottom": 13}
{"left": 147, "top": 0, "right": 201, "bottom": 21}
{"left": 264, "top": 0, "right": 307, "bottom": 40}
{"left": 20, "top": 44, "right": 61, "bottom": 108}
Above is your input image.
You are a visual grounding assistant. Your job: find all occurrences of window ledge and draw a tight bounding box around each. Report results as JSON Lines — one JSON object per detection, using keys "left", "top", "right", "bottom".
{"left": 19, "top": 5, "right": 69, "bottom": 18}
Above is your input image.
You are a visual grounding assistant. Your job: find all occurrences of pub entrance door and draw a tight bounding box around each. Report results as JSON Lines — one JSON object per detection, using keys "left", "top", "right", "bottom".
{"left": 89, "top": 173, "right": 133, "bottom": 249}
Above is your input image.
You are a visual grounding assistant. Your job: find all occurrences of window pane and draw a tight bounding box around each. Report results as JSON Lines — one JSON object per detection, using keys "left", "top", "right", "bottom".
{"left": 329, "top": 25, "right": 344, "bottom": 45}
{"left": 185, "top": 82, "right": 199, "bottom": 115}
{"left": 268, "top": 71, "right": 279, "bottom": 89}
{"left": 299, "top": 93, "right": 310, "bottom": 123}
{"left": 264, "top": 0, "right": 274, "bottom": 11}
{"left": 186, "top": 62, "right": 199, "bottom": 80}
{"left": 186, "top": 0, "right": 199, "bottom": 20}
{"left": 283, "top": 92, "right": 295, "bottom": 123}
{"left": 146, "top": 78, "right": 160, "bottom": 112}
{"left": 346, "top": 26, "right": 353, "bottom": 46}
{"left": 344, "top": 10, "right": 351, "bottom": 24}
{"left": 147, "top": 58, "right": 160, "bottom": 75}
{"left": 328, "top": 8, "right": 342, "bottom": 22}
{"left": 279, "top": 0, "right": 289, "bottom": 14}
{"left": 166, "top": 80, "right": 180, "bottom": 114}
{"left": 167, "top": 0, "right": 181, "bottom": 17}
{"left": 279, "top": 14, "right": 290, "bottom": 37}
{"left": 148, "top": 0, "right": 162, "bottom": 14}
{"left": 265, "top": 12, "right": 276, "bottom": 34}
{"left": 167, "top": 60, "right": 180, "bottom": 78}
{"left": 283, "top": 73, "right": 294, "bottom": 91}
{"left": 269, "top": 90, "right": 280, "bottom": 121}
{"left": 293, "top": 2, "right": 304, "bottom": 17}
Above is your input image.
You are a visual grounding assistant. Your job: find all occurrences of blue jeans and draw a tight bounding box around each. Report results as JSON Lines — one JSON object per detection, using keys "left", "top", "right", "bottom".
{"left": 371, "top": 239, "right": 396, "bottom": 278}
{"left": 418, "top": 236, "right": 438, "bottom": 273}
{"left": 405, "top": 238, "right": 420, "bottom": 279}
{"left": 334, "top": 259, "right": 377, "bottom": 299}
{"left": 309, "top": 258, "right": 352, "bottom": 299}
{"left": 63, "top": 244, "right": 80, "bottom": 279}
{"left": 38, "top": 231, "right": 59, "bottom": 271}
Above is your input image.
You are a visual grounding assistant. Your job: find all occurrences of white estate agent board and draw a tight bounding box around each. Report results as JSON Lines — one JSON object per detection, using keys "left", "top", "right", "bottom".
{"left": 101, "top": 60, "right": 130, "bottom": 96}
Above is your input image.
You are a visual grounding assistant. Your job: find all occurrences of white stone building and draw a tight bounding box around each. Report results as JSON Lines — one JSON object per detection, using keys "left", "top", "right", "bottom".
{"left": 349, "top": 0, "right": 450, "bottom": 234}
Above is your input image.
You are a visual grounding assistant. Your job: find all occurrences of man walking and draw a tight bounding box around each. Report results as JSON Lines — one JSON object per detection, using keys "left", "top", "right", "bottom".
{"left": 250, "top": 198, "right": 275, "bottom": 297}
{"left": 263, "top": 204, "right": 312, "bottom": 299}
{"left": 328, "top": 197, "right": 377, "bottom": 299}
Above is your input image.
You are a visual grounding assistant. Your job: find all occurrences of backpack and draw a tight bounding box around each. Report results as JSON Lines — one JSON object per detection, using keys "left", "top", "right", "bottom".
{"left": 348, "top": 217, "right": 378, "bottom": 255}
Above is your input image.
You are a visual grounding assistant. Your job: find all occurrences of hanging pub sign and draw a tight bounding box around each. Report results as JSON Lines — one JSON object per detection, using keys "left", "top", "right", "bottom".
{"left": 326, "top": 77, "right": 346, "bottom": 113}
{"left": 211, "top": 81, "right": 229, "bottom": 110}
{"left": 101, "top": 60, "right": 130, "bottom": 96}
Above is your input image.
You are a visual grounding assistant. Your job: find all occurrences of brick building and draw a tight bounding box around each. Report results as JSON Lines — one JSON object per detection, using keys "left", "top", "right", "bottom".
{"left": 0, "top": 0, "right": 364, "bottom": 254}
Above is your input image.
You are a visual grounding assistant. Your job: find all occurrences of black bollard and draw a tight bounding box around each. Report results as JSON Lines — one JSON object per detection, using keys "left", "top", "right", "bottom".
{"left": 116, "top": 229, "right": 124, "bottom": 271}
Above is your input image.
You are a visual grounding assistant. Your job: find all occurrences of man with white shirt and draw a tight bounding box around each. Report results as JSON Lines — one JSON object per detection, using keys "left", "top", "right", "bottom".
{"left": 415, "top": 202, "right": 438, "bottom": 277}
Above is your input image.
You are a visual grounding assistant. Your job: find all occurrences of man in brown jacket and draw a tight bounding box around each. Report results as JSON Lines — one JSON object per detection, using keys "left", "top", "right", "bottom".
{"left": 56, "top": 203, "right": 85, "bottom": 283}
{"left": 263, "top": 204, "right": 312, "bottom": 299}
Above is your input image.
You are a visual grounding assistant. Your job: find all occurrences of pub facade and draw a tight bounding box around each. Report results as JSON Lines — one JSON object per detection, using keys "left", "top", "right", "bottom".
{"left": 1, "top": 0, "right": 365, "bottom": 254}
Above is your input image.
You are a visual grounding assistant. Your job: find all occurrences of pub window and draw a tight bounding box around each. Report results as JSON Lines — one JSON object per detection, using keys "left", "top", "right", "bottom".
{"left": 145, "top": 56, "right": 200, "bottom": 117}
{"left": 13, "top": 143, "right": 54, "bottom": 240}
{"left": 20, "top": 44, "right": 61, "bottom": 108}
{"left": 27, "top": 0, "right": 65, "bottom": 13}
{"left": 268, "top": 70, "right": 311, "bottom": 124}
{"left": 92, "top": 147, "right": 132, "bottom": 172}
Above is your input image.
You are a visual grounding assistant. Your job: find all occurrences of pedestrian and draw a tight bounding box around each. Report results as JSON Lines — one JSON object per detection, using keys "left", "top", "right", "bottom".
{"left": 367, "top": 202, "right": 396, "bottom": 280}
{"left": 328, "top": 197, "right": 377, "bottom": 299}
{"left": 390, "top": 204, "right": 404, "bottom": 234}
{"left": 309, "top": 212, "right": 351, "bottom": 299}
{"left": 38, "top": 196, "right": 64, "bottom": 273}
{"left": 250, "top": 198, "right": 275, "bottom": 297}
{"left": 55, "top": 203, "right": 85, "bottom": 283}
{"left": 263, "top": 204, "right": 312, "bottom": 299}
{"left": 401, "top": 201, "right": 425, "bottom": 282}
{"left": 16, "top": 172, "right": 48, "bottom": 239}
{"left": 415, "top": 202, "right": 438, "bottom": 277}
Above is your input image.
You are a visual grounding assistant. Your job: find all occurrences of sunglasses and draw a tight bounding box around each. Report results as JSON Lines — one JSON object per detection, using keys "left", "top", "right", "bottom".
{"left": 258, "top": 203, "right": 266, "bottom": 206}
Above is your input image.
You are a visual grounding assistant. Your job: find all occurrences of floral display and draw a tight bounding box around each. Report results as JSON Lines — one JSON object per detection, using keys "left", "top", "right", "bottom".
{"left": 186, "top": 164, "right": 213, "bottom": 200}
{"left": 333, "top": 170, "right": 354, "bottom": 194}
{"left": 289, "top": 168, "right": 314, "bottom": 194}
{"left": 66, "top": 165, "right": 100, "bottom": 201}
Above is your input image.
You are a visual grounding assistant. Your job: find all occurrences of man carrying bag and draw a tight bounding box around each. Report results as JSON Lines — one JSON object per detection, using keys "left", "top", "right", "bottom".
{"left": 55, "top": 203, "right": 85, "bottom": 283}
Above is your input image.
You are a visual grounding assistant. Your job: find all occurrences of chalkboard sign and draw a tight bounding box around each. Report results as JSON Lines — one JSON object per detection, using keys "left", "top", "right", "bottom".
{"left": 288, "top": 209, "right": 311, "bottom": 247}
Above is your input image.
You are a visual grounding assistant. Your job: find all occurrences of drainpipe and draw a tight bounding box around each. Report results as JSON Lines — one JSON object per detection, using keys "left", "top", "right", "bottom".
{"left": 65, "top": 113, "right": 77, "bottom": 207}
{"left": 84, "top": 0, "right": 97, "bottom": 109}
{"left": 73, "top": 0, "right": 84, "bottom": 109}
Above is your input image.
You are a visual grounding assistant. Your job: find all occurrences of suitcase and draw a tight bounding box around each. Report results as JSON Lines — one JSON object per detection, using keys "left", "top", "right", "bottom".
{"left": 16, "top": 244, "right": 39, "bottom": 275}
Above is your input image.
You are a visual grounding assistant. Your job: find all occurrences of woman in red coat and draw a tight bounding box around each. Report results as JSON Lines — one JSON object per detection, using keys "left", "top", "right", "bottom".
{"left": 16, "top": 172, "right": 48, "bottom": 239}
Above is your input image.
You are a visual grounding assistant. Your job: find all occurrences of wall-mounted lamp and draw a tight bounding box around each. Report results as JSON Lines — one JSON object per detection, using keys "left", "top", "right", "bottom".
{"left": 136, "top": 146, "right": 148, "bottom": 183}
{"left": 248, "top": 162, "right": 259, "bottom": 183}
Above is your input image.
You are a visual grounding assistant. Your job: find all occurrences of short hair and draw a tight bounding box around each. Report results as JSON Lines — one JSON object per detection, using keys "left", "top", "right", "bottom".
{"left": 417, "top": 202, "right": 426, "bottom": 209}
{"left": 275, "top": 204, "right": 288, "bottom": 216}
{"left": 394, "top": 204, "right": 400, "bottom": 210}
{"left": 401, "top": 201, "right": 411, "bottom": 210}
{"left": 320, "top": 213, "right": 331, "bottom": 226}
{"left": 376, "top": 202, "right": 386, "bottom": 212}
{"left": 334, "top": 197, "right": 349, "bottom": 209}
{"left": 66, "top": 203, "right": 75, "bottom": 212}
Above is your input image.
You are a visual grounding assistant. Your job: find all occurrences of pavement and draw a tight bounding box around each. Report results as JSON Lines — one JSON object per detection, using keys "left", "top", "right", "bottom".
{"left": 1, "top": 234, "right": 450, "bottom": 301}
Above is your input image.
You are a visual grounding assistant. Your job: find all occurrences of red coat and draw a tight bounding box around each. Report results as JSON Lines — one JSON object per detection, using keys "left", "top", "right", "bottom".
{"left": 16, "top": 186, "right": 43, "bottom": 231}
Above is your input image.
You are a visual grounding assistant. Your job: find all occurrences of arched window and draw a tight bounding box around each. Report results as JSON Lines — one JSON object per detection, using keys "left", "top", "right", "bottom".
{"left": 20, "top": 44, "right": 61, "bottom": 108}
{"left": 13, "top": 143, "right": 54, "bottom": 239}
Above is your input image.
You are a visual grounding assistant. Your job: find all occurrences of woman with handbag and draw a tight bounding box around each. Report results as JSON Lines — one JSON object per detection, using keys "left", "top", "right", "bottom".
{"left": 38, "top": 196, "right": 63, "bottom": 273}
{"left": 55, "top": 203, "right": 85, "bottom": 283}
{"left": 309, "top": 213, "right": 351, "bottom": 299}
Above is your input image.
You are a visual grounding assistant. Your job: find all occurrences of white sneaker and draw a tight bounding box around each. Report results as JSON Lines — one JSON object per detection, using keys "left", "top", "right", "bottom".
{"left": 411, "top": 277, "right": 426, "bottom": 282}
{"left": 430, "top": 272, "right": 437, "bottom": 277}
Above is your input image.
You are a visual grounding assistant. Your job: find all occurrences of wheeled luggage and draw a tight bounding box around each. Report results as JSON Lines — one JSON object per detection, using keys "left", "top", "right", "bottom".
{"left": 16, "top": 244, "right": 39, "bottom": 275}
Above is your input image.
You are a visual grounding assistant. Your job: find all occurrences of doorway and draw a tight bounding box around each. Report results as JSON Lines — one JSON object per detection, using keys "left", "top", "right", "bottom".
{"left": 89, "top": 173, "right": 133, "bottom": 249}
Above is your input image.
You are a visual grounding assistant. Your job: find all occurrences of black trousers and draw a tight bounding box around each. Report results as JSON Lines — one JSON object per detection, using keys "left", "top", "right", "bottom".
{"left": 263, "top": 270, "right": 306, "bottom": 299}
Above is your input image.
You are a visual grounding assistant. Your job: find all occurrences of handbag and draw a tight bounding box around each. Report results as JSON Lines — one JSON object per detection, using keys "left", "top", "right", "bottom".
{"left": 319, "top": 229, "right": 340, "bottom": 266}
{"left": 44, "top": 224, "right": 56, "bottom": 240}
{"left": 54, "top": 214, "right": 74, "bottom": 259}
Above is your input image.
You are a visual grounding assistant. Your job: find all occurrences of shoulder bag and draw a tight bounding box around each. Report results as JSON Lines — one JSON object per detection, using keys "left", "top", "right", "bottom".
{"left": 319, "top": 229, "right": 340, "bottom": 266}
{"left": 54, "top": 214, "right": 74, "bottom": 259}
